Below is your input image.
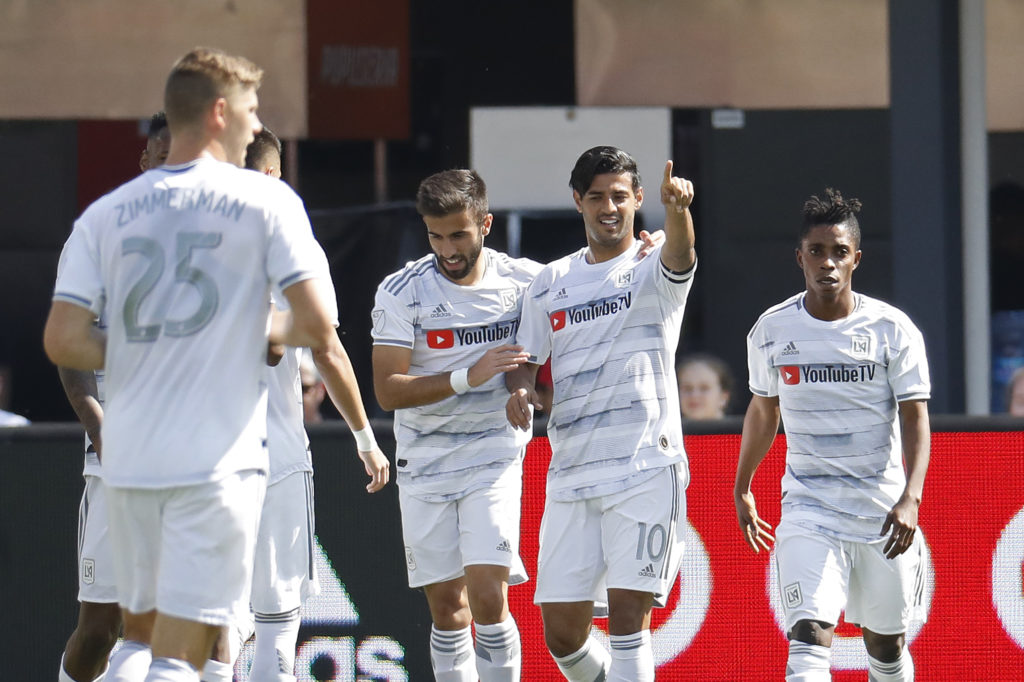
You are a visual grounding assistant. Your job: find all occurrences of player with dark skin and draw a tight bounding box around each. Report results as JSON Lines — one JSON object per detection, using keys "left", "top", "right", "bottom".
{"left": 734, "top": 215, "right": 929, "bottom": 667}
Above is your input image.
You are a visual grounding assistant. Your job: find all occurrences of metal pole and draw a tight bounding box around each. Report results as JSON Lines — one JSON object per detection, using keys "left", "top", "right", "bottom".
{"left": 960, "top": 0, "right": 990, "bottom": 414}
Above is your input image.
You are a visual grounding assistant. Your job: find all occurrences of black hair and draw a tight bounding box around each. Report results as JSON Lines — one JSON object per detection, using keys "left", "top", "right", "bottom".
{"left": 800, "top": 188, "right": 862, "bottom": 247}
{"left": 569, "top": 146, "right": 641, "bottom": 196}
{"left": 147, "top": 111, "right": 168, "bottom": 139}
{"left": 245, "top": 127, "right": 282, "bottom": 172}
{"left": 416, "top": 169, "right": 489, "bottom": 224}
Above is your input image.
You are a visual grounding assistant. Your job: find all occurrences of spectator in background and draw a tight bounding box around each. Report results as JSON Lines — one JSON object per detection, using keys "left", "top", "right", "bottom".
{"left": 1007, "top": 367, "right": 1024, "bottom": 417}
{"left": 300, "top": 351, "right": 327, "bottom": 424}
{"left": 677, "top": 353, "right": 733, "bottom": 420}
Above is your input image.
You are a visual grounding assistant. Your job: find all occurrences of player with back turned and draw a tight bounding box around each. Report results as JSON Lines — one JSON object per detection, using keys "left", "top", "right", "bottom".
{"left": 734, "top": 189, "right": 931, "bottom": 682}
{"left": 45, "top": 47, "right": 341, "bottom": 682}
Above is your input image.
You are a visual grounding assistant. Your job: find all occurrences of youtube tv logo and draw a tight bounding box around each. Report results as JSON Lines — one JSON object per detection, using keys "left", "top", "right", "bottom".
{"left": 426, "top": 329, "right": 455, "bottom": 349}
{"left": 780, "top": 366, "right": 800, "bottom": 385}
{"left": 550, "top": 311, "right": 567, "bottom": 332}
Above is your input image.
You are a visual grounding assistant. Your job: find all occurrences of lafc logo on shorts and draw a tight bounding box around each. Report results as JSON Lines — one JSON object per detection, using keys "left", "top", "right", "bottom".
{"left": 638, "top": 563, "right": 657, "bottom": 578}
{"left": 82, "top": 558, "right": 95, "bottom": 585}
{"left": 405, "top": 547, "right": 417, "bottom": 571}
{"left": 784, "top": 582, "right": 803, "bottom": 608}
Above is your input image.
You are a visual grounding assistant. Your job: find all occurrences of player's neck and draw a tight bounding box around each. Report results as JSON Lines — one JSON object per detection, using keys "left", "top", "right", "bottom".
{"left": 164, "top": 135, "right": 218, "bottom": 166}
{"left": 803, "top": 289, "right": 856, "bottom": 321}
{"left": 585, "top": 236, "right": 633, "bottom": 264}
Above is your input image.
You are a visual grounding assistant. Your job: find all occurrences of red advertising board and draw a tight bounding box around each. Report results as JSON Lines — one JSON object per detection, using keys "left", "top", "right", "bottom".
{"left": 509, "top": 431, "right": 1024, "bottom": 679}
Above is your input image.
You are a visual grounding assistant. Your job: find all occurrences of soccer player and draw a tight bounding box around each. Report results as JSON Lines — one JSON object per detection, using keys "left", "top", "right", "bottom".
{"left": 44, "top": 47, "right": 340, "bottom": 682}
{"left": 733, "top": 188, "right": 930, "bottom": 682}
{"left": 370, "top": 169, "right": 538, "bottom": 681}
{"left": 506, "top": 146, "right": 697, "bottom": 682}
{"left": 245, "top": 126, "right": 390, "bottom": 682}
{"left": 140, "top": 111, "right": 172, "bottom": 171}
{"left": 56, "top": 108, "right": 174, "bottom": 682}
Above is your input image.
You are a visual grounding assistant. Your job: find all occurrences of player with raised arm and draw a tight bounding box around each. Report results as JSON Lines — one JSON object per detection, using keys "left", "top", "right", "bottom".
{"left": 245, "top": 127, "right": 389, "bottom": 682}
{"left": 505, "top": 146, "right": 697, "bottom": 682}
{"left": 56, "top": 109, "right": 175, "bottom": 682}
{"left": 44, "top": 47, "right": 340, "bottom": 682}
{"left": 733, "top": 189, "right": 930, "bottom": 682}
{"left": 371, "top": 169, "right": 537, "bottom": 681}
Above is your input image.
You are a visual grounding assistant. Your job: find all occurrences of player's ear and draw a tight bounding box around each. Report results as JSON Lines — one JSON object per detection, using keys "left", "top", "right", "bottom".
{"left": 795, "top": 248, "right": 804, "bottom": 269}
{"left": 573, "top": 190, "right": 583, "bottom": 213}
{"left": 635, "top": 186, "right": 643, "bottom": 208}
{"left": 853, "top": 250, "right": 862, "bottom": 268}
{"left": 481, "top": 213, "right": 493, "bottom": 237}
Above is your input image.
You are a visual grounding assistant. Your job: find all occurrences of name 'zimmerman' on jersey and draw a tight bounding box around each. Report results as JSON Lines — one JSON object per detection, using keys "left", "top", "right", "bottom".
{"left": 516, "top": 240, "right": 695, "bottom": 502}
{"left": 371, "top": 248, "right": 541, "bottom": 502}
{"left": 53, "top": 157, "right": 326, "bottom": 488}
{"left": 747, "top": 292, "right": 931, "bottom": 542}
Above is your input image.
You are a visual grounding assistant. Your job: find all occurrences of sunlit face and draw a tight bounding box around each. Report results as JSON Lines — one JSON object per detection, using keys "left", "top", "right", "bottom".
{"left": 678, "top": 362, "right": 729, "bottom": 420}
{"left": 221, "top": 85, "right": 262, "bottom": 168}
{"left": 574, "top": 172, "right": 642, "bottom": 255}
{"left": 424, "top": 209, "right": 492, "bottom": 284}
{"left": 796, "top": 223, "right": 861, "bottom": 302}
{"left": 141, "top": 127, "right": 171, "bottom": 171}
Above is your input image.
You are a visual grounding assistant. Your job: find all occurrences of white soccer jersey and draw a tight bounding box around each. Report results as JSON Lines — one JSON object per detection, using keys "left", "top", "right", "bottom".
{"left": 266, "top": 255, "right": 338, "bottom": 484}
{"left": 516, "top": 240, "right": 695, "bottom": 502}
{"left": 54, "top": 157, "right": 325, "bottom": 488}
{"left": 82, "top": 313, "right": 107, "bottom": 478}
{"left": 747, "top": 292, "right": 931, "bottom": 542}
{"left": 371, "top": 248, "right": 541, "bottom": 501}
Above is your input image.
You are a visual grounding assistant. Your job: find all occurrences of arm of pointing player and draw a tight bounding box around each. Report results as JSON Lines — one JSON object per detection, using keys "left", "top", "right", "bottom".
{"left": 312, "top": 333, "right": 389, "bottom": 493}
{"left": 881, "top": 399, "right": 931, "bottom": 558}
{"left": 57, "top": 366, "right": 103, "bottom": 458}
{"left": 659, "top": 160, "right": 696, "bottom": 274}
{"left": 505, "top": 362, "right": 541, "bottom": 432}
{"left": 733, "top": 394, "right": 780, "bottom": 553}
{"left": 373, "top": 344, "right": 529, "bottom": 411}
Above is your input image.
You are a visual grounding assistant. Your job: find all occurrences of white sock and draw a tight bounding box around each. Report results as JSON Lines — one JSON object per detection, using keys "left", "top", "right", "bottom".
{"left": 552, "top": 636, "right": 610, "bottom": 682}
{"left": 198, "top": 659, "right": 232, "bottom": 682}
{"left": 475, "top": 617, "right": 521, "bottom": 681}
{"left": 250, "top": 609, "right": 300, "bottom": 681}
{"left": 430, "top": 624, "right": 476, "bottom": 682}
{"left": 608, "top": 631, "right": 653, "bottom": 682}
{"left": 106, "top": 641, "right": 152, "bottom": 682}
{"left": 60, "top": 652, "right": 109, "bottom": 682}
{"left": 786, "top": 641, "right": 831, "bottom": 681}
{"left": 144, "top": 658, "right": 198, "bottom": 682}
{"left": 868, "top": 648, "right": 914, "bottom": 681}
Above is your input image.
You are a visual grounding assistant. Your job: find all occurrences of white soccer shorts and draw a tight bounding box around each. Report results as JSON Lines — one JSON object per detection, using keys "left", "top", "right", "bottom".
{"left": 250, "top": 470, "right": 320, "bottom": 614}
{"left": 77, "top": 475, "right": 119, "bottom": 603}
{"left": 106, "top": 470, "right": 266, "bottom": 626}
{"left": 399, "top": 461, "right": 528, "bottom": 589}
{"left": 534, "top": 463, "right": 687, "bottom": 609}
{"left": 774, "top": 521, "right": 927, "bottom": 635}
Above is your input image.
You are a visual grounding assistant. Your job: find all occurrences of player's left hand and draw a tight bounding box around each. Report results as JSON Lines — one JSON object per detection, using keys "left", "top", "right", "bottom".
{"left": 637, "top": 229, "right": 665, "bottom": 259}
{"left": 660, "top": 160, "right": 694, "bottom": 213}
{"left": 359, "top": 446, "right": 390, "bottom": 493}
{"left": 880, "top": 495, "right": 919, "bottom": 559}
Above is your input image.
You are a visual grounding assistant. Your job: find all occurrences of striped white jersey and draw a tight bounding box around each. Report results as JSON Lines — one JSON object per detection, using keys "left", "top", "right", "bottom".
{"left": 371, "top": 248, "right": 541, "bottom": 502}
{"left": 266, "top": 254, "right": 338, "bottom": 485}
{"left": 54, "top": 157, "right": 325, "bottom": 489}
{"left": 516, "top": 240, "right": 695, "bottom": 502}
{"left": 747, "top": 292, "right": 931, "bottom": 542}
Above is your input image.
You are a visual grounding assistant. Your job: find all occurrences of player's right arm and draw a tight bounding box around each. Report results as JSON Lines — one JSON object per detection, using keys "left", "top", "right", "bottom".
{"left": 504, "top": 362, "right": 542, "bottom": 432}
{"left": 44, "top": 302, "right": 106, "bottom": 371}
{"left": 733, "top": 394, "right": 780, "bottom": 553}
{"left": 57, "top": 367, "right": 103, "bottom": 456}
{"left": 373, "top": 344, "right": 529, "bottom": 411}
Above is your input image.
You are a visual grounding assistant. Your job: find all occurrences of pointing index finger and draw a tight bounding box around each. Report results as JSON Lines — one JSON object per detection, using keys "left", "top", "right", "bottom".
{"left": 664, "top": 160, "right": 674, "bottom": 181}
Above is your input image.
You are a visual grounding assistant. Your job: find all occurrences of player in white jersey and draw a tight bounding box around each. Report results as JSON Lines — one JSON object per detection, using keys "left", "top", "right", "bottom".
{"left": 245, "top": 128, "right": 389, "bottom": 682}
{"left": 56, "top": 110, "right": 174, "bottom": 682}
{"left": 371, "top": 169, "right": 538, "bottom": 681}
{"left": 734, "top": 189, "right": 931, "bottom": 682}
{"left": 44, "top": 48, "right": 342, "bottom": 682}
{"left": 506, "top": 146, "right": 697, "bottom": 682}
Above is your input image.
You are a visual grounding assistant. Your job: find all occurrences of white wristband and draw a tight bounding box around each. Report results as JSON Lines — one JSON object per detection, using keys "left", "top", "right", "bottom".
{"left": 449, "top": 367, "right": 472, "bottom": 394}
{"left": 352, "top": 426, "right": 377, "bottom": 451}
